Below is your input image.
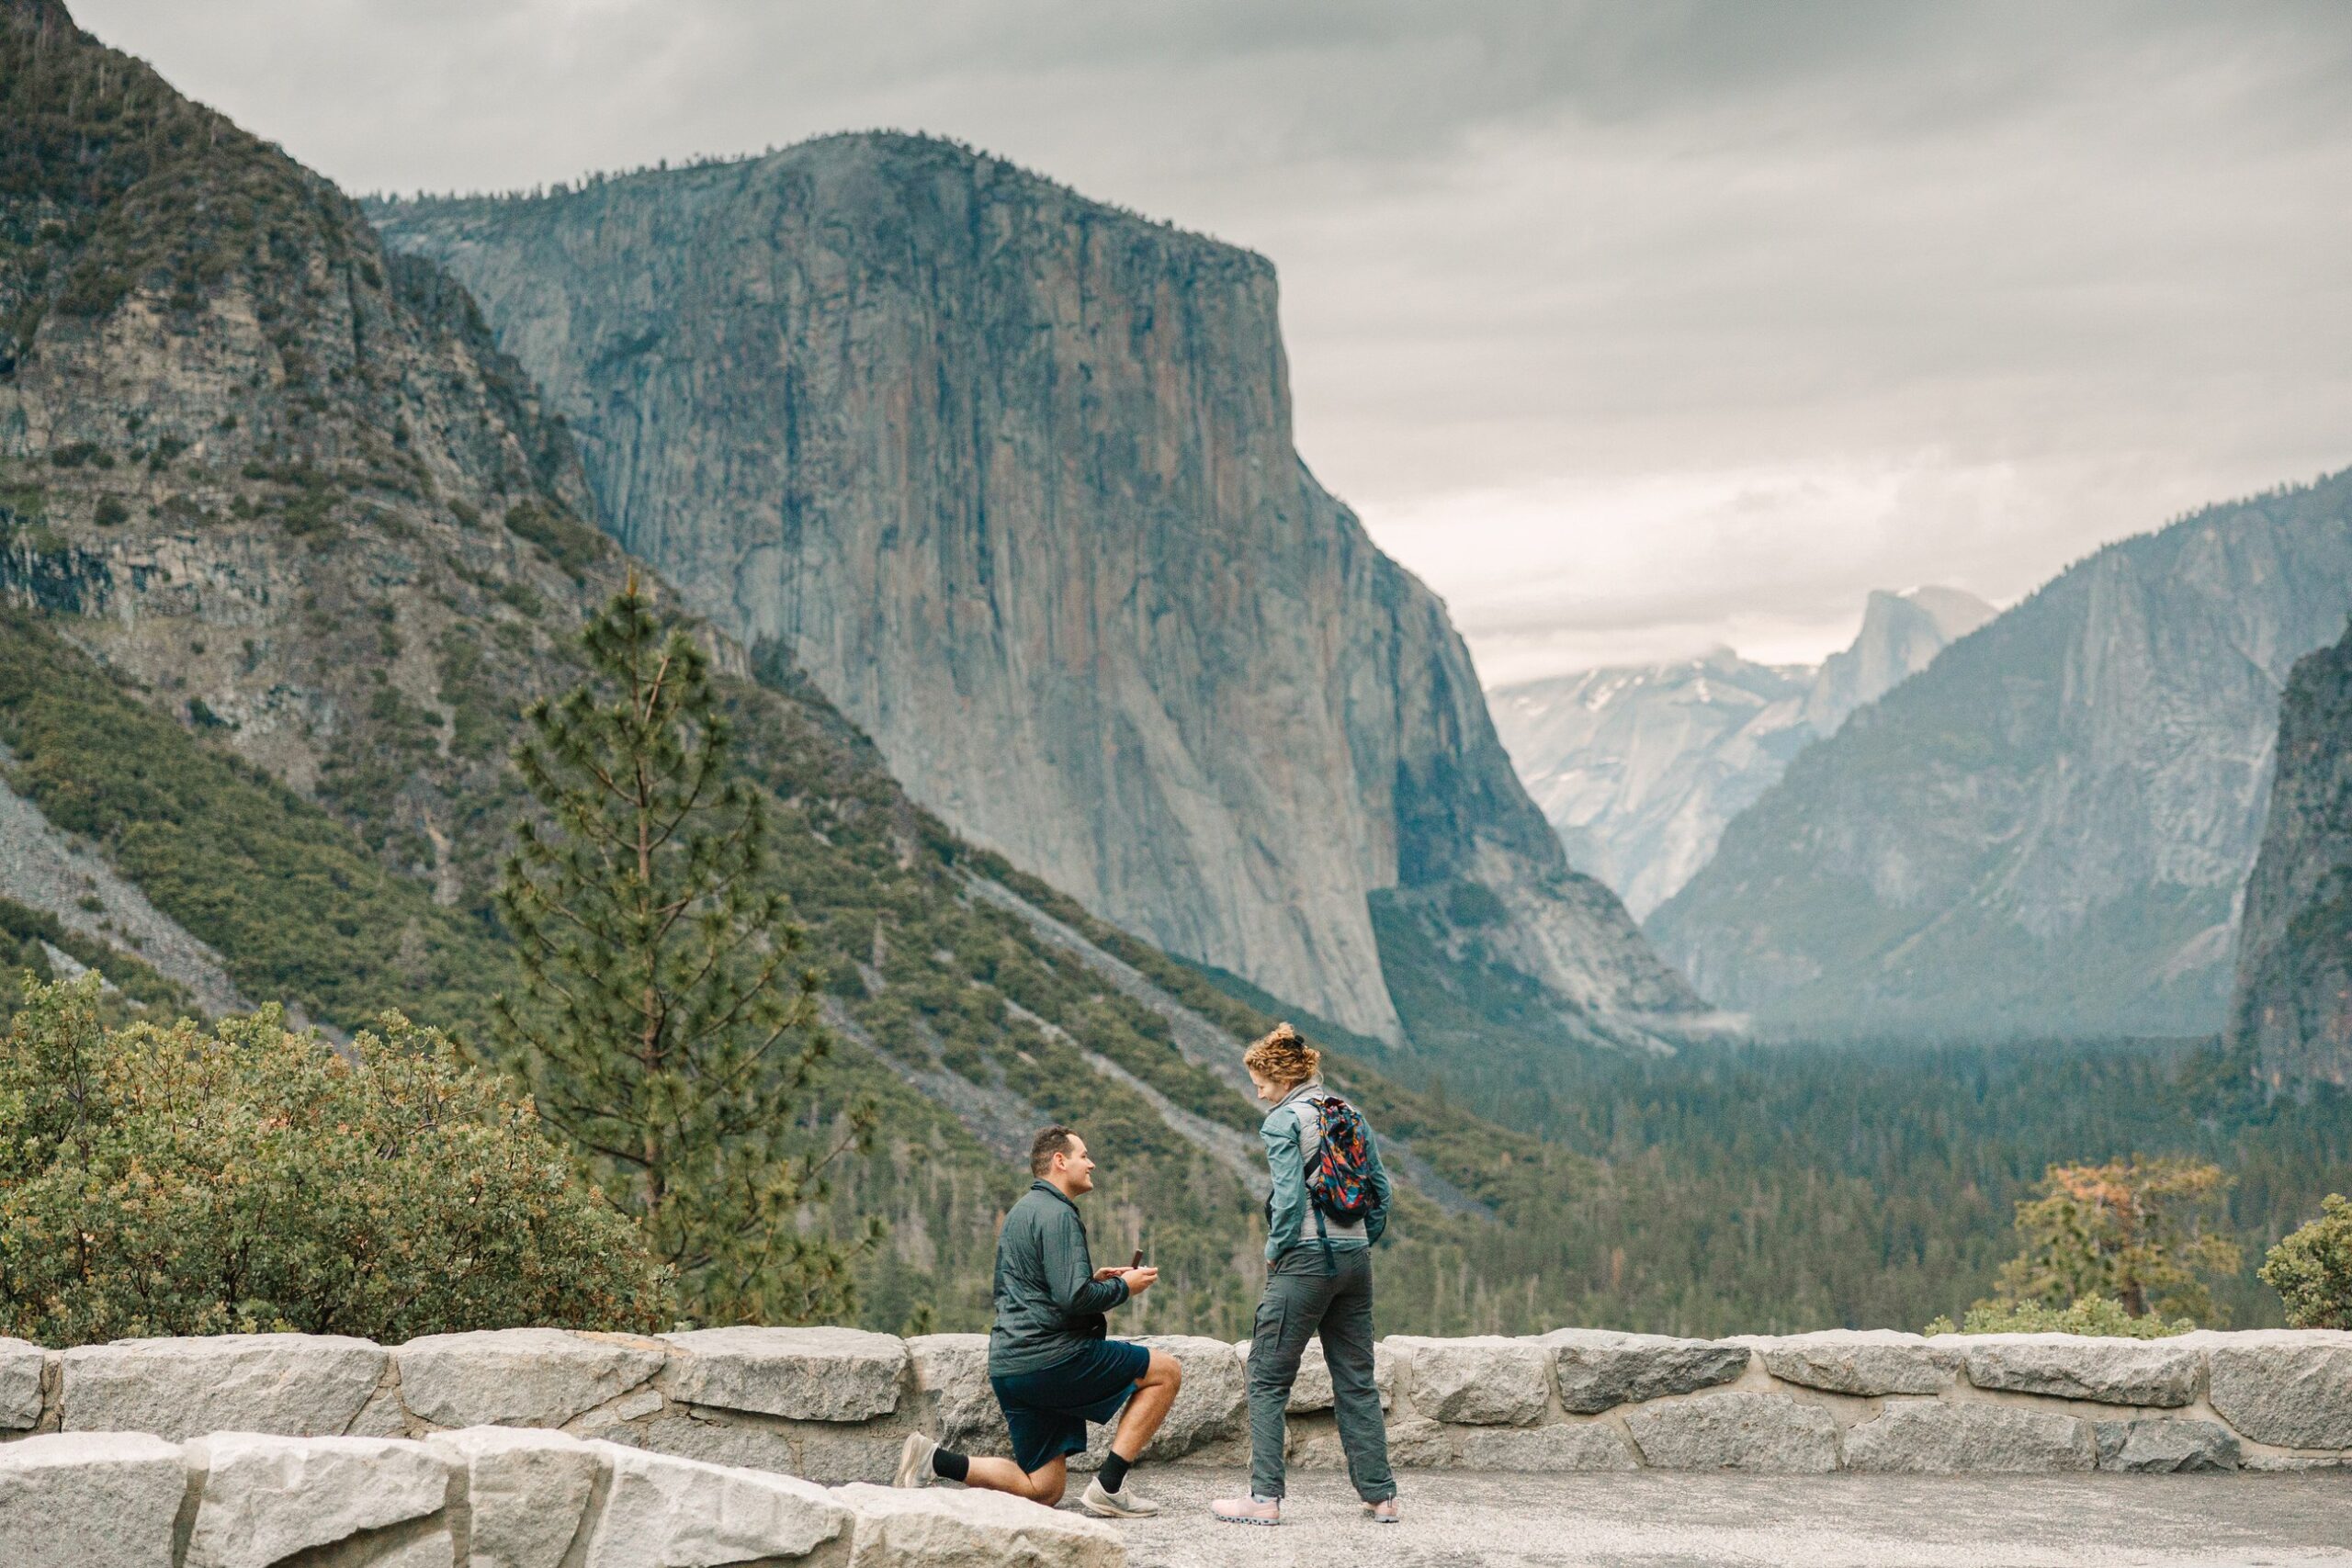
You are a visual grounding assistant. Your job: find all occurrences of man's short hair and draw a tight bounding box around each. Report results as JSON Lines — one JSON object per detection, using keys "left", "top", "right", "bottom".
{"left": 1030, "top": 1124, "right": 1080, "bottom": 1177}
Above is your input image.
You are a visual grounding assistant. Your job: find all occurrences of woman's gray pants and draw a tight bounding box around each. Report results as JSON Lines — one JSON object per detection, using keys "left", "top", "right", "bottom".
{"left": 1247, "top": 1245, "right": 1395, "bottom": 1502}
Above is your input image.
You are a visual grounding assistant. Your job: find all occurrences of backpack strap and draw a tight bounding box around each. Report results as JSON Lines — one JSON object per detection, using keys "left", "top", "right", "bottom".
{"left": 1306, "top": 1098, "right": 1336, "bottom": 1276}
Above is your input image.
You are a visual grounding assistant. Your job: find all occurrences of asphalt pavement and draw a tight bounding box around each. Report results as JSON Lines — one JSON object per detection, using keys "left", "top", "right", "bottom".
{"left": 1101, "top": 1466, "right": 2352, "bottom": 1568}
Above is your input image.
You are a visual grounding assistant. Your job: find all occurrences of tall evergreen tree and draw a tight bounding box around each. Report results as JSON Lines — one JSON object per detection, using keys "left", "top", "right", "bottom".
{"left": 496, "top": 579, "right": 872, "bottom": 1323}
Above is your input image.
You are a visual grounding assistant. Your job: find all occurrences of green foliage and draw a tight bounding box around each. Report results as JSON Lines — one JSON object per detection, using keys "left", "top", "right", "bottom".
{"left": 2, "top": 6, "right": 364, "bottom": 324}
{"left": 1990, "top": 1156, "right": 2241, "bottom": 1322}
{"left": 1390, "top": 1032, "right": 2352, "bottom": 1335}
{"left": 1926, "top": 1295, "right": 2192, "bottom": 1338}
{"left": 2261, "top": 1194, "right": 2352, "bottom": 1329}
{"left": 0, "top": 614, "right": 507, "bottom": 1032}
{"left": 498, "top": 585, "right": 873, "bottom": 1325}
{"left": 0, "top": 976, "right": 670, "bottom": 1345}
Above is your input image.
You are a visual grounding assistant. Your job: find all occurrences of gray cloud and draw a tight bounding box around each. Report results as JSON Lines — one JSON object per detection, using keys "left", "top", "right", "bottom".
{"left": 72, "top": 0, "right": 2352, "bottom": 679}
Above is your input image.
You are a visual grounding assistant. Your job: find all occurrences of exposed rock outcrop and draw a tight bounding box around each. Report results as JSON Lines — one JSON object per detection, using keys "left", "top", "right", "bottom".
{"left": 1650, "top": 473, "right": 2352, "bottom": 1037}
{"left": 1490, "top": 587, "right": 1990, "bottom": 919}
{"left": 2228, "top": 620, "right": 2352, "bottom": 1086}
{"left": 370, "top": 136, "right": 1708, "bottom": 1046}
{"left": 0, "top": 0, "right": 636, "bottom": 1029}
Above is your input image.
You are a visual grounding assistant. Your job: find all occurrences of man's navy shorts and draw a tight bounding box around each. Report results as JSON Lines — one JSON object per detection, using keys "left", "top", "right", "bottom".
{"left": 989, "top": 1338, "right": 1150, "bottom": 1472}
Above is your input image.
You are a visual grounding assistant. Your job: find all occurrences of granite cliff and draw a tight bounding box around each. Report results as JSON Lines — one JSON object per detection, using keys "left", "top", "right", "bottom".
{"left": 2229, "top": 619, "right": 2352, "bottom": 1087}
{"left": 1649, "top": 473, "right": 2352, "bottom": 1038}
{"left": 0, "top": 3, "right": 1702, "bottom": 1337}
{"left": 1491, "top": 587, "right": 1992, "bottom": 919}
{"left": 371, "top": 140, "right": 1708, "bottom": 1048}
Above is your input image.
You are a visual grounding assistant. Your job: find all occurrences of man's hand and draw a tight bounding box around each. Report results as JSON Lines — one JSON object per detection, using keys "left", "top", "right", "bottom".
{"left": 1119, "top": 1267, "right": 1159, "bottom": 1295}
{"left": 1091, "top": 1265, "right": 1124, "bottom": 1281}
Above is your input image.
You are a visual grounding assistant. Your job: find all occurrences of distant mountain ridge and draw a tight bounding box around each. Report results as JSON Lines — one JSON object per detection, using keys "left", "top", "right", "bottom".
{"left": 1490, "top": 586, "right": 1993, "bottom": 918}
{"left": 0, "top": 0, "right": 1676, "bottom": 1339}
{"left": 370, "top": 141, "right": 1710, "bottom": 1051}
{"left": 1648, "top": 472, "right": 2352, "bottom": 1038}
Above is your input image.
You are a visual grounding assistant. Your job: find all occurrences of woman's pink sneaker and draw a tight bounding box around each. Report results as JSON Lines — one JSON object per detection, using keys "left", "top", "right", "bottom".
{"left": 1211, "top": 1495, "right": 1282, "bottom": 1526}
{"left": 1364, "top": 1497, "right": 1401, "bottom": 1523}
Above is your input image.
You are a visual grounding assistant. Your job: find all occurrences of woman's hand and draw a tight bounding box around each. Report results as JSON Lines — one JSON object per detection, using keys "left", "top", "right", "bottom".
{"left": 1119, "top": 1266, "right": 1159, "bottom": 1295}
{"left": 1091, "top": 1265, "right": 1124, "bottom": 1281}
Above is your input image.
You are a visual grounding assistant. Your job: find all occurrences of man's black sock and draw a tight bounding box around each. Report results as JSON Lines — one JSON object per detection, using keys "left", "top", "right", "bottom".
{"left": 932, "top": 1447, "right": 970, "bottom": 1483}
{"left": 1098, "top": 1452, "right": 1132, "bottom": 1493}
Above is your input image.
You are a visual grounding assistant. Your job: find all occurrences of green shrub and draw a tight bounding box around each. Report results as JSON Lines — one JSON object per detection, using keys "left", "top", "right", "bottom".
{"left": 1925, "top": 1294, "right": 2193, "bottom": 1338}
{"left": 2261, "top": 1194, "right": 2352, "bottom": 1329}
{"left": 1928, "top": 1297, "right": 2182, "bottom": 1335}
{"left": 0, "top": 976, "right": 672, "bottom": 1344}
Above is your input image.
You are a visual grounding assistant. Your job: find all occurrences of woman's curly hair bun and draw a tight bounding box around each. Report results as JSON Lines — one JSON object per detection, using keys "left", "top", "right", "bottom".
{"left": 1242, "top": 1021, "right": 1320, "bottom": 1087}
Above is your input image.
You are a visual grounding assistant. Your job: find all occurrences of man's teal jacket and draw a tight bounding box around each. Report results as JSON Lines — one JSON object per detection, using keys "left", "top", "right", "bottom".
{"left": 988, "top": 1179, "right": 1131, "bottom": 1375}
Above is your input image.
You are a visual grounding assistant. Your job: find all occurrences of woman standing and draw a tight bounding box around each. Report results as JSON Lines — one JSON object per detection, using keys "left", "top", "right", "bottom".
{"left": 1211, "top": 1023, "right": 1399, "bottom": 1526}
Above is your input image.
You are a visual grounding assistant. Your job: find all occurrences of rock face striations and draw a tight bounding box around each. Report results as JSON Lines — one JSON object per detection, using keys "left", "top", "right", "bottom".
{"left": 371, "top": 137, "right": 1707, "bottom": 1047}
{"left": 1490, "top": 587, "right": 1992, "bottom": 919}
{"left": 1649, "top": 473, "right": 2352, "bottom": 1038}
{"left": 2229, "top": 620, "right": 2352, "bottom": 1087}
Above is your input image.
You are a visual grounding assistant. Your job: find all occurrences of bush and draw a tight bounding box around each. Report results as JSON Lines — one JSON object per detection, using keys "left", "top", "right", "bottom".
{"left": 1925, "top": 1293, "right": 2193, "bottom": 1338}
{"left": 0, "top": 976, "right": 672, "bottom": 1345}
{"left": 2262, "top": 1194, "right": 2352, "bottom": 1329}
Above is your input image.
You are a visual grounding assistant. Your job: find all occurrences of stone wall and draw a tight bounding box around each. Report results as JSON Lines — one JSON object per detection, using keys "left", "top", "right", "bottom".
{"left": 5, "top": 1325, "right": 2346, "bottom": 1483}
{"left": 0, "top": 1427, "right": 1119, "bottom": 1568}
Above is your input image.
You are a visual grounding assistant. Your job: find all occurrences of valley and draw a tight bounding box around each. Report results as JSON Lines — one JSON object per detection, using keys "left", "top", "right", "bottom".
{"left": 2, "top": 0, "right": 2347, "bottom": 1351}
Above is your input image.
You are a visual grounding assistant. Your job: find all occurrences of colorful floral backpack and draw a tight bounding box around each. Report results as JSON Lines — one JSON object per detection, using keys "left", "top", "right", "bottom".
{"left": 1304, "top": 1094, "right": 1375, "bottom": 1225}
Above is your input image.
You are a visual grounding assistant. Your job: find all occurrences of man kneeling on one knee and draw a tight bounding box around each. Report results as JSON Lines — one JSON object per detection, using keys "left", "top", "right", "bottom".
{"left": 894, "top": 1124, "right": 1182, "bottom": 1517}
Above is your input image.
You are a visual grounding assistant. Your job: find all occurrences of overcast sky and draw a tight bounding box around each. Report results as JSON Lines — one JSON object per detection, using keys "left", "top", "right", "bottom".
{"left": 74, "top": 0, "right": 2352, "bottom": 683}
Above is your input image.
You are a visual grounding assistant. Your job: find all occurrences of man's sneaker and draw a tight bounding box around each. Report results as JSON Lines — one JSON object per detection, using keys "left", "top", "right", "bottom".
{"left": 1364, "top": 1496, "right": 1401, "bottom": 1524}
{"left": 1080, "top": 1477, "right": 1161, "bottom": 1517}
{"left": 1211, "top": 1495, "right": 1282, "bottom": 1526}
{"left": 892, "top": 1432, "right": 938, "bottom": 1489}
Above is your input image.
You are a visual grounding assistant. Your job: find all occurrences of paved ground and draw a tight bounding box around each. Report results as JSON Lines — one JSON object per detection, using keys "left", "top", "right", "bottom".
{"left": 1098, "top": 1467, "right": 2352, "bottom": 1568}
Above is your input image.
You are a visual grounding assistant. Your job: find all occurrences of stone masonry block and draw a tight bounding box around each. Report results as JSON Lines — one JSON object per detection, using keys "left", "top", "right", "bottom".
{"left": 1542, "top": 1328, "right": 1750, "bottom": 1414}
{"left": 0, "top": 1431, "right": 185, "bottom": 1568}
{"left": 396, "top": 1328, "right": 666, "bottom": 1430}
{"left": 661, "top": 1325, "right": 907, "bottom": 1422}
{"left": 1623, "top": 1392, "right": 1838, "bottom": 1472}
{"left": 2199, "top": 1330, "right": 2352, "bottom": 1450}
{"left": 835, "top": 1482, "right": 1123, "bottom": 1567}
{"left": 182, "top": 1432, "right": 451, "bottom": 1568}
{"left": 1389, "top": 1337, "right": 1551, "bottom": 1425}
{"left": 1843, "top": 1401, "right": 2095, "bottom": 1473}
{"left": 426, "top": 1426, "right": 603, "bottom": 1568}
{"left": 2095, "top": 1418, "right": 2241, "bottom": 1473}
{"left": 908, "top": 1334, "right": 1007, "bottom": 1453}
{"left": 1124, "top": 1336, "right": 1245, "bottom": 1459}
{"left": 0, "top": 1339, "right": 42, "bottom": 1432}
{"left": 579, "top": 1439, "right": 852, "bottom": 1568}
{"left": 1458, "top": 1422, "right": 1639, "bottom": 1472}
{"left": 62, "top": 1334, "right": 385, "bottom": 1440}
{"left": 1748, "top": 1330, "right": 1962, "bottom": 1397}
{"left": 1962, "top": 1335, "right": 2200, "bottom": 1406}
{"left": 625, "top": 1409, "right": 801, "bottom": 1476}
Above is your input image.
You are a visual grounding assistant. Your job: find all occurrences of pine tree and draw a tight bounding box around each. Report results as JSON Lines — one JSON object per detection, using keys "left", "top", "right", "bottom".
{"left": 495, "top": 579, "right": 873, "bottom": 1324}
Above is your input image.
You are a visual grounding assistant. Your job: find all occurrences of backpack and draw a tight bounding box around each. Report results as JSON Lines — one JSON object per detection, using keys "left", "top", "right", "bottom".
{"left": 1303, "top": 1095, "right": 1375, "bottom": 1225}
